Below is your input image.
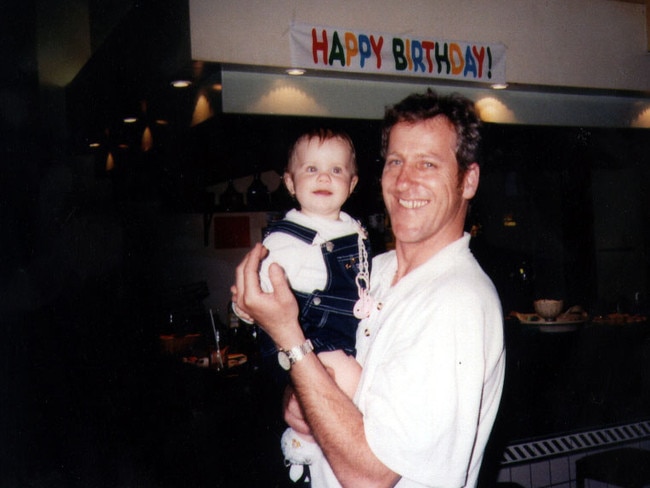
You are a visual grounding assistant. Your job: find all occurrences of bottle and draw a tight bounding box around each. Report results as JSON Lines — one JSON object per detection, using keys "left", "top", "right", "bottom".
{"left": 208, "top": 308, "right": 226, "bottom": 370}
{"left": 246, "top": 170, "right": 270, "bottom": 211}
{"left": 219, "top": 179, "right": 244, "bottom": 212}
{"left": 270, "top": 171, "right": 293, "bottom": 212}
{"left": 166, "top": 312, "right": 175, "bottom": 335}
{"left": 226, "top": 301, "right": 261, "bottom": 370}
{"left": 226, "top": 301, "right": 244, "bottom": 357}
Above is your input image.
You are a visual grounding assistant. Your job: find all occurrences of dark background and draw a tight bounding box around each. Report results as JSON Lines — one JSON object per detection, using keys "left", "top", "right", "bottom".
{"left": 2, "top": 0, "right": 650, "bottom": 485}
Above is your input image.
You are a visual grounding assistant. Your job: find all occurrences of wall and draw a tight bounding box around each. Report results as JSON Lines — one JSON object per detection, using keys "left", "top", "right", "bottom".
{"left": 190, "top": 0, "right": 650, "bottom": 127}
{"left": 154, "top": 210, "right": 272, "bottom": 324}
{"left": 591, "top": 167, "right": 647, "bottom": 306}
{"left": 220, "top": 69, "right": 650, "bottom": 127}
{"left": 36, "top": 0, "right": 91, "bottom": 88}
{"left": 190, "top": 0, "right": 649, "bottom": 92}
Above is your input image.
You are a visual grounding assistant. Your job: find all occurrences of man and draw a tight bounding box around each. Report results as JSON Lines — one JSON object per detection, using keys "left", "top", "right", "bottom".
{"left": 234, "top": 89, "right": 505, "bottom": 487}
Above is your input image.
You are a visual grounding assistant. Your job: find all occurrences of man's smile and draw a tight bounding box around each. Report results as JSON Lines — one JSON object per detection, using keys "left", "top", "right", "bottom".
{"left": 398, "top": 198, "right": 429, "bottom": 209}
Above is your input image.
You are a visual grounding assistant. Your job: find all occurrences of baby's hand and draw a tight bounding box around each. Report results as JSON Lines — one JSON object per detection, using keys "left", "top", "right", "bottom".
{"left": 283, "top": 386, "right": 311, "bottom": 436}
{"left": 230, "top": 286, "right": 255, "bottom": 324}
{"left": 233, "top": 302, "right": 255, "bottom": 324}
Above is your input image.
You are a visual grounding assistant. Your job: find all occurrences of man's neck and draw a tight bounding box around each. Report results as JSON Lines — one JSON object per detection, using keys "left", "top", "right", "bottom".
{"left": 392, "top": 230, "right": 464, "bottom": 284}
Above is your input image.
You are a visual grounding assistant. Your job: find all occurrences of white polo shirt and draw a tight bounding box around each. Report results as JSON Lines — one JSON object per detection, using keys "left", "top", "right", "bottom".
{"left": 310, "top": 234, "right": 505, "bottom": 488}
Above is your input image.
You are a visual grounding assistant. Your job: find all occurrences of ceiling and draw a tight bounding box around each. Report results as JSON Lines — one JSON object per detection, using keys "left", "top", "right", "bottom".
{"left": 66, "top": 0, "right": 203, "bottom": 147}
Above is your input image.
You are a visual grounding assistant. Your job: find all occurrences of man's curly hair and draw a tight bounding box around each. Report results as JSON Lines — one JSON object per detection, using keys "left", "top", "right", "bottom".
{"left": 380, "top": 89, "right": 482, "bottom": 173}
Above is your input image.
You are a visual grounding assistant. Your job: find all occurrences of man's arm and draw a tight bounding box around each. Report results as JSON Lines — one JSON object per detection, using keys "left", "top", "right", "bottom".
{"left": 290, "top": 351, "right": 400, "bottom": 487}
{"left": 234, "top": 244, "right": 400, "bottom": 488}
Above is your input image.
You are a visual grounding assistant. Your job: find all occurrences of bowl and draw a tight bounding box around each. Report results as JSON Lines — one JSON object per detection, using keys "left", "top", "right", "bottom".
{"left": 534, "top": 299, "right": 564, "bottom": 322}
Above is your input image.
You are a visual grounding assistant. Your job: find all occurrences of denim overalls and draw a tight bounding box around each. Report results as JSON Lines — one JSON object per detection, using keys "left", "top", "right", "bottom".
{"left": 259, "top": 219, "right": 371, "bottom": 364}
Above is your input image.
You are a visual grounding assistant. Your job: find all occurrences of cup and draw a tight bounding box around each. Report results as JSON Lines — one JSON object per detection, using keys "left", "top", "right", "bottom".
{"left": 209, "top": 345, "right": 227, "bottom": 371}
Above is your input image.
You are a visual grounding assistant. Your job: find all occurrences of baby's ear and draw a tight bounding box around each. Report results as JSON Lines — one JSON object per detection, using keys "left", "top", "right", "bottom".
{"left": 349, "top": 174, "right": 359, "bottom": 194}
{"left": 283, "top": 172, "right": 296, "bottom": 196}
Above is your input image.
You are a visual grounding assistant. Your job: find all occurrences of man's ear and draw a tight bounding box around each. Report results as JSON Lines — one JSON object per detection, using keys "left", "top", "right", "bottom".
{"left": 283, "top": 172, "right": 295, "bottom": 196}
{"left": 462, "top": 163, "right": 480, "bottom": 199}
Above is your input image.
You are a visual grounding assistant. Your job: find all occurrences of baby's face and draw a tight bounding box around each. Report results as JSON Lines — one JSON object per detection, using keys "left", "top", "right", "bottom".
{"left": 284, "top": 137, "right": 358, "bottom": 220}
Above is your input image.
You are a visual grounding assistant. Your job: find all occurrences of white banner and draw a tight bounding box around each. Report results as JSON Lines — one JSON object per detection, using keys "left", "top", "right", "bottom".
{"left": 290, "top": 22, "right": 506, "bottom": 85}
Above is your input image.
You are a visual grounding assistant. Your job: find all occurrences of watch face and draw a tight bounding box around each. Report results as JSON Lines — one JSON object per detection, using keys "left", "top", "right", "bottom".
{"left": 278, "top": 351, "right": 291, "bottom": 371}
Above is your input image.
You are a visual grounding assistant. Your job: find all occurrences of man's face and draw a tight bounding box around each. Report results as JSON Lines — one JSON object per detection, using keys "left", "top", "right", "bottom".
{"left": 381, "top": 116, "right": 479, "bottom": 254}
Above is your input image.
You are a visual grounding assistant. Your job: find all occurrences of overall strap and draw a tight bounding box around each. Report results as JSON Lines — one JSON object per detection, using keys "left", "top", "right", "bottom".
{"left": 264, "top": 220, "right": 318, "bottom": 245}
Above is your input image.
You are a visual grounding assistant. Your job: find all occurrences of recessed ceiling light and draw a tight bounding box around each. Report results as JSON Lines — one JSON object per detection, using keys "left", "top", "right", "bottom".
{"left": 171, "top": 80, "right": 192, "bottom": 88}
{"left": 502, "top": 213, "right": 517, "bottom": 227}
{"left": 491, "top": 83, "right": 508, "bottom": 90}
{"left": 123, "top": 117, "right": 138, "bottom": 123}
{"left": 286, "top": 68, "right": 306, "bottom": 76}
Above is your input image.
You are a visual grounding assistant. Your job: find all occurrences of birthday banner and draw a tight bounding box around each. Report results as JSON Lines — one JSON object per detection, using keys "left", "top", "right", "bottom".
{"left": 290, "top": 22, "right": 506, "bottom": 84}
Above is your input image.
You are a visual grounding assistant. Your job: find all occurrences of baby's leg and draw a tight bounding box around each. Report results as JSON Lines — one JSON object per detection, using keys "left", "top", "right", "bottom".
{"left": 290, "top": 350, "right": 361, "bottom": 446}
{"left": 317, "top": 349, "right": 362, "bottom": 399}
{"left": 281, "top": 350, "right": 361, "bottom": 475}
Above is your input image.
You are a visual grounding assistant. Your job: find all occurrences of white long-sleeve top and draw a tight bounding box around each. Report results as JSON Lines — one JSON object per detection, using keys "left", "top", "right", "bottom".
{"left": 260, "top": 209, "right": 365, "bottom": 294}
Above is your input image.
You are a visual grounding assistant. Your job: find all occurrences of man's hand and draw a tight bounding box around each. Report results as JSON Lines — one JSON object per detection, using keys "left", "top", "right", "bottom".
{"left": 232, "top": 243, "right": 304, "bottom": 349}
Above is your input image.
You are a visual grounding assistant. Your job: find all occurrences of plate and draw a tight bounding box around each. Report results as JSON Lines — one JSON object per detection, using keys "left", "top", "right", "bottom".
{"left": 227, "top": 353, "right": 247, "bottom": 368}
{"left": 591, "top": 313, "right": 647, "bottom": 325}
{"left": 538, "top": 320, "right": 585, "bottom": 333}
{"left": 512, "top": 312, "right": 586, "bottom": 332}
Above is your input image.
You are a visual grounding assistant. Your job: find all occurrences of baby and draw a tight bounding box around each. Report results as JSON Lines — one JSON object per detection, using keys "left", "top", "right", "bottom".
{"left": 235, "top": 128, "right": 371, "bottom": 483}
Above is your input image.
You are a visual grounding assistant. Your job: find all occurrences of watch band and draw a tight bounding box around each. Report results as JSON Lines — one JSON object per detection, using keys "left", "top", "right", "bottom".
{"left": 278, "top": 339, "right": 314, "bottom": 370}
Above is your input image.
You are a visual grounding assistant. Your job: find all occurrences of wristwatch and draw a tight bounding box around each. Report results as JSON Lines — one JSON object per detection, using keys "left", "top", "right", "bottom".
{"left": 278, "top": 339, "right": 314, "bottom": 371}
